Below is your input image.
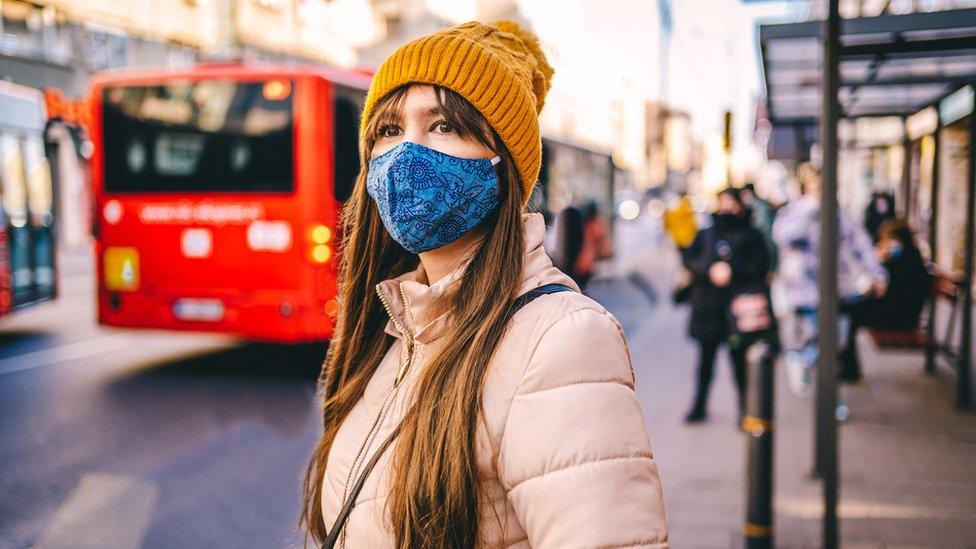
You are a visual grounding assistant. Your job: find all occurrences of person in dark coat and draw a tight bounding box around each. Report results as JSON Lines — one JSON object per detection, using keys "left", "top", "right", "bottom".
{"left": 864, "top": 191, "right": 895, "bottom": 243}
{"left": 839, "top": 218, "right": 932, "bottom": 382}
{"left": 741, "top": 182, "right": 778, "bottom": 272}
{"left": 551, "top": 205, "right": 585, "bottom": 286}
{"left": 681, "top": 188, "right": 771, "bottom": 423}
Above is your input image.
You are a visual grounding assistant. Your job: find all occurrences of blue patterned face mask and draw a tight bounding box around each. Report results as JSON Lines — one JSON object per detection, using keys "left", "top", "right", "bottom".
{"left": 366, "top": 142, "right": 501, "bottom": 254}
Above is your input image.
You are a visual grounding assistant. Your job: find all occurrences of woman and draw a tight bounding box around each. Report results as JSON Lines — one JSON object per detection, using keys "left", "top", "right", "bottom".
{"left": 681, "top": 188, "right": 770, "bottom": 423}
{"left": 839, "top": 218, "right": 932, "bottom": 382}
{"left": 300, "top": 20, "right": 668, "bottom": 548}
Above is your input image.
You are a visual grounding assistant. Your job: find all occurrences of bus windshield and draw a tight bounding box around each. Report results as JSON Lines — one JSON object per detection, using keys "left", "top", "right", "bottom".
{"left": 102, "top": 79, "right": 294, "bottom": 193}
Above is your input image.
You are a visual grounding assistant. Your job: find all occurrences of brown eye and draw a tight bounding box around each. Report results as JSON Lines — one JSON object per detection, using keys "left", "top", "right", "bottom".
{"left": 432, "top": 121, "right": 454, "bottom": 134}
{"left": 377, "top": 124, "right": 402, "bottom": 138}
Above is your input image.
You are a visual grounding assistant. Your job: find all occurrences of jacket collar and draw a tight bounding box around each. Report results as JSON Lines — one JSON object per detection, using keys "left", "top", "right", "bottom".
{"left": 375, "top": 213, "right": 579, "bottom": 344}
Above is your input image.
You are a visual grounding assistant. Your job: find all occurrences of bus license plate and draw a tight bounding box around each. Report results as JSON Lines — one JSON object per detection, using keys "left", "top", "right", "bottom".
{"left": 173, "top": 298, "right": 224, "bottom": 322}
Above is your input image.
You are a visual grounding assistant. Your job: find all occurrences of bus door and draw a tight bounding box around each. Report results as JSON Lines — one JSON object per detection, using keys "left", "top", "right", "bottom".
{"left": 0, "top": 131, "right": 56, "bottom": 307}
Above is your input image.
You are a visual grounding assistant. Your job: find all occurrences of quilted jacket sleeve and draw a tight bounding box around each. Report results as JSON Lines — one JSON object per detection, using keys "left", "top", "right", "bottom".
{"left": 497, "top": 307, "right": 669, "bottom": 548}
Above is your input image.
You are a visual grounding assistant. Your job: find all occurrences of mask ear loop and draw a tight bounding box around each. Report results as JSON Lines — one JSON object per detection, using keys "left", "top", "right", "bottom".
{"left": 490, "top": 156, "right": 501, "bottom": 166}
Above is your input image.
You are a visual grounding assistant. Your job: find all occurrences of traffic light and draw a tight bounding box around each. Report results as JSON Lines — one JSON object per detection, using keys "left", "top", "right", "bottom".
{"left": 723, "top": 110, "right": 733, "bottom": 151}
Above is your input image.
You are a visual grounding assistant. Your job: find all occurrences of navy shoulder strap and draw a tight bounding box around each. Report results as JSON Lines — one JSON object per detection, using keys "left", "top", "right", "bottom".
{"left": 512, "top": 283, "right": 575, "bottom": 313}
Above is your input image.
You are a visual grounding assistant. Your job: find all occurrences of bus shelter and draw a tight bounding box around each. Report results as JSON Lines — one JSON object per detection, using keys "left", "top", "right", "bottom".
{"left": 759, "top": 5, "right": 976, "bottom": 547}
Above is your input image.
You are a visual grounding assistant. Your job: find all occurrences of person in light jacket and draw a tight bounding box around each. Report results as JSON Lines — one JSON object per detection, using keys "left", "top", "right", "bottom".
{"left": 773, "top": 162, "right": 888, "bottom": 397}
{"left": 300, "top": 20, "right": 669, "bottom": 549}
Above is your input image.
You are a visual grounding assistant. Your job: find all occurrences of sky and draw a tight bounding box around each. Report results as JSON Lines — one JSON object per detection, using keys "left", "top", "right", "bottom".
{"left": 525, "top": 0, "right": 796, "bottom": 141}
{"left": 667, "top": 0, "right": 792, "bottom": 142}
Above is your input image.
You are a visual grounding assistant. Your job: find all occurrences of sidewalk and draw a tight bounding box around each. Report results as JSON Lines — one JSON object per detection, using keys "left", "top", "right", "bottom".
{"left": 589, "top": 219, "right": 976, "bottom": 548}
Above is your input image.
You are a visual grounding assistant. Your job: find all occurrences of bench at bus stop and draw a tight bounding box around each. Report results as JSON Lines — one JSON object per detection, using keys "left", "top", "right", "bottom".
{"left": 867, "top": 267, "right": 966, "bottom": 376}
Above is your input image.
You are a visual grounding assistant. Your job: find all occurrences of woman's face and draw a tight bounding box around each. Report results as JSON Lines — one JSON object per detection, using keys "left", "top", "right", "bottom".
{"left": 716, "top": 193, "right": 743, "bottom": 215}
{"left": 370, "top": 85, "right": 495, "bottom": 161}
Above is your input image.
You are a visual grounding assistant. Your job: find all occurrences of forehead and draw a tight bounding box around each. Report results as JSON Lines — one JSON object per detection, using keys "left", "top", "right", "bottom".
{"left": 384, "top": 85, "right": 439, "bottom": 119}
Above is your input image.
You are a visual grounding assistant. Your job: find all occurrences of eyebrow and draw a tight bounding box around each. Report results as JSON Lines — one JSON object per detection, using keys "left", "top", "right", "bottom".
{"left": 376, "top": 103, "right": 444, "bottom": 128}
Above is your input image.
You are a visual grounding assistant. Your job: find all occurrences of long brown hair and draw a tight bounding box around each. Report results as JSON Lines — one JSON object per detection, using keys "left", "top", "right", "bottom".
{"left": 301, "top": 85, "right": 527, "bottom": 547}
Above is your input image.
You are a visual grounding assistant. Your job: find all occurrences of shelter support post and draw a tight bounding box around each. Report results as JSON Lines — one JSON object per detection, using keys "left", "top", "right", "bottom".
{"left": 816, "top": 1, "right": 841, "bottom": 547}
{"left": 959, "top": 114, "right": 975, "bottom": 409}
{"left": 901, "top": 117, "right": 912, "bottom": 219}
{"left": 925, "top": 122, "right": 941, "bottom": 375}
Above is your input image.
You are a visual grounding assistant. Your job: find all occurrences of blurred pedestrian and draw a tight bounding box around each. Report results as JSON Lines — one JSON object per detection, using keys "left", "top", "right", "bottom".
{"left": 773, "top": 162, "right": 888, "bottom": 398}
{"left": 572, "top": 201, "right": 614, "bottom": 290}
{"left": 681, "top": 187, "right": 770, "bottom": 423}
{"left": 667, "top": 193, "right": 699, "bottom": 305}
{"left": 551, "top": 204, "right": 585, "bottom": 286}
{"left": 664, "top": 193, "right": 698, "bottom": 249}
{"left": 864, "top": 191, "right": 896, "bottom": 243}
{"left": 741, "top": 182, "right": 778, "bottom": 271}
{"left": 839, "top": 218, "right": 932, "bottom": 382}
{"left": 300, "top": 20, "right": 668, "bottom": 548}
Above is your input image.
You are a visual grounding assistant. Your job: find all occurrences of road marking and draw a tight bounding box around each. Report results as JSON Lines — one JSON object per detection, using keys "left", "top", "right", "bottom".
{"left": 35, "top": 473, "right": 159, "bottom": 549}
{"left": 0, "top": 333, "right": 136, "bottom": 376}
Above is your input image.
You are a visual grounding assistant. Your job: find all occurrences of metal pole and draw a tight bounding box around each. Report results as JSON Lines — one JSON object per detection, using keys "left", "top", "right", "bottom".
{"left": 925, "top": 123, "right": 941, "bottom": 375}
{"left": 744, "top": 342, "right": 776, "bottom": 549}
{"left": 818, "top": 1, "right": 841, "bottom": 547}
{"left": 959, "top": 114, "right": 975, "bottom": 409}
{"left": 901, "top": 117, "right": 912, "bottom": 220}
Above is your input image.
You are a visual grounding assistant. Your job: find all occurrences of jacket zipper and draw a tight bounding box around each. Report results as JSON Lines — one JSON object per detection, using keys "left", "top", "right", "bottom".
{"left": 336, "top": 284, "right": 417, "bottom": 547}
{"left": 375, "top": 282, "right": 415, "bottom": 386}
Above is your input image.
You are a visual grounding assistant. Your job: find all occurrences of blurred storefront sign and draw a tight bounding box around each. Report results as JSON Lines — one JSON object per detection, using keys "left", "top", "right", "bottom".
{"left": 82, "top": 26, "right": 129, "bottom": 71}
{"left": 906, "top": 107, "right": 939, "bottom": 140}
{"left": 645, "top": 102, "right": 695, "bottom": 189}
{"left": 44, "top": 88, "right": 92, "bottom": 132}
{"left": 940, "top": 85, "right": 975, "bottom": 126}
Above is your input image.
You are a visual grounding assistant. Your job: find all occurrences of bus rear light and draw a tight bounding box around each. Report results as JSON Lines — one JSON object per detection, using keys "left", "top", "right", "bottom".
{"left": 181, "top": 228, "right": 213, "bottom": 258}
{"left": 104, "top": 247, "right": 140, "bottom": 291}
{"left": 310, "top": 224, "right": 331, "bottom": 244}
{"left": 310, "top": 244, "right": 332, "bottom": 264}
{"left": 247, "top": 220, "right": 292, "bottom": 252}
{"left": 323, "top": 298, "right": 340, "bottom": 318}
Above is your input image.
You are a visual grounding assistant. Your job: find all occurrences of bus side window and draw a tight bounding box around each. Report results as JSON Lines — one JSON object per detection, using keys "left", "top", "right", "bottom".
{"left": 333, "top": 94, "right": 362, "bottom": 203}
{"left": 1, "top": 132, "right": 32, "bottom": 294}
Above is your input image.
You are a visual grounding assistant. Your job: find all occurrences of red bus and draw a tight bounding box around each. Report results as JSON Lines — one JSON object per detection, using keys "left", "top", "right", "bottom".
{"left": 89, "top": 65, "right": 370, "bottom": 342}
{"left": 0, "top": 82, "right": 57, "bottom": 317}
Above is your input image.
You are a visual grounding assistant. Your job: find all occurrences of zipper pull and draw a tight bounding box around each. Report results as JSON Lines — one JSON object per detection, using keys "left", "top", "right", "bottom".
{"left": 394, "top": 338, "right": 414, "bottom": 387}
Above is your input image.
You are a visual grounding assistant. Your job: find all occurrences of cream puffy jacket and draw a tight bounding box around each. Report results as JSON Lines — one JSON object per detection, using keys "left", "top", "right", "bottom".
{"left": 321, "top": 214, "right": 668, "bottom": 548}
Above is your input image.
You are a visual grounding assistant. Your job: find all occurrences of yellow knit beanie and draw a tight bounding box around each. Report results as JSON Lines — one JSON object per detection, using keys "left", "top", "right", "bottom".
{"left": 361, "top": 20, "right": 554, "bottom": 205}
